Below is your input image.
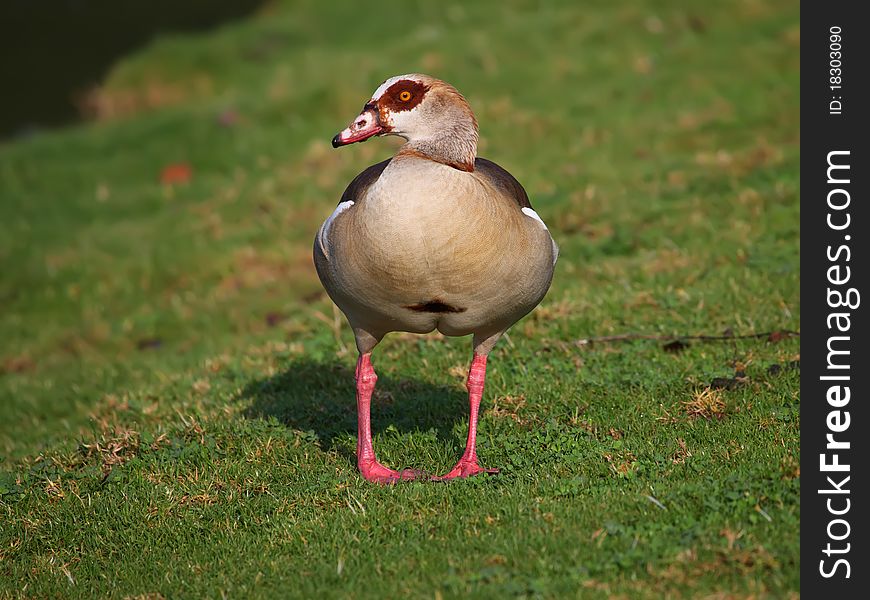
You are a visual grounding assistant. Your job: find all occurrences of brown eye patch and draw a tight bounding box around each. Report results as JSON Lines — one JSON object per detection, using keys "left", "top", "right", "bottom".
{"left": 379, "top": 79, "right": 429, "bottom": 112}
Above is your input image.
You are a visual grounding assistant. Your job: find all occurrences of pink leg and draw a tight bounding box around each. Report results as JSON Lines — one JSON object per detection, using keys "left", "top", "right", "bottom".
{"left": 355, "top": 353, "right": 418, "bottom": 484}
{"left": 434, "top": 354, "right": 500, "bottom": 480}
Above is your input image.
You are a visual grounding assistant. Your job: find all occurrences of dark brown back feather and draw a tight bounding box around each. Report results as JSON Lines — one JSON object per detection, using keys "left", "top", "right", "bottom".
{"left": 474, "top": 157, "right": 532, "bottom": 209}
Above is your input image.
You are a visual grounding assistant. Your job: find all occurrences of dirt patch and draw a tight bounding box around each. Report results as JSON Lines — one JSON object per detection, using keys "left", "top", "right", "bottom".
{"left": 671, "top": 438, "right": 692, "bottom": 464}
{"left": 603, "top": 449, "right": 638, "bottom": 477}
{"left": 1, "top": 354, "right": 35, "bottom": 374}
{"left": 215, "top": 246, "right": 315, "bottom": 298}
{"left": 681, "top": 387, "right": 727, "bottom": 420}
{"left": 486, "top": 395, "right": 528, "bottom": 425}
{"left": 78, "top": 75, "right": 214, "bottom": 121}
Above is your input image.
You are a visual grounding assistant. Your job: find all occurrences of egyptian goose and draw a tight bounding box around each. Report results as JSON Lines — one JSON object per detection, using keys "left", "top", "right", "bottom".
{"left": 314, "top": 74, "right": 558, "bottom": 483}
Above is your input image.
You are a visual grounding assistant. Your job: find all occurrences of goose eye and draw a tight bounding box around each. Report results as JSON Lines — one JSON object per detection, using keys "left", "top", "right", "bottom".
{"left": 399, "top": 90, "right": 412, "bottom": 102}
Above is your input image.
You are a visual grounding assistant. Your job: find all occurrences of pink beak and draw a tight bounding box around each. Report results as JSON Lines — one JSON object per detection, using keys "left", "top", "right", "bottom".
{"left": 332, "top": 104, "right": 384, "bottom": 147}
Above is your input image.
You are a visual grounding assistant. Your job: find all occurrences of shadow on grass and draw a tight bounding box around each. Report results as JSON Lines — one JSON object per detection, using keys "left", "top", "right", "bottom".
{"left": 240, "top": 358, "right": 468, "bottom": 464}
{"left": 1, "top": 0, "right": 269, "bottom": 139}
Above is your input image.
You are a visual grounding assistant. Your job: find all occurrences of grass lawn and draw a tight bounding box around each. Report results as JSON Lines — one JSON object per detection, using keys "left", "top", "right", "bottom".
{"left": 0, "top": 1, "right": 800, "bottom": 597}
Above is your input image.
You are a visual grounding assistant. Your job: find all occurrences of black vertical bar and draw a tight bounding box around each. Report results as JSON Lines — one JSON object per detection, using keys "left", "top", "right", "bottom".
{"left": 801, "top": 1, "right": 868, "bottom": 596}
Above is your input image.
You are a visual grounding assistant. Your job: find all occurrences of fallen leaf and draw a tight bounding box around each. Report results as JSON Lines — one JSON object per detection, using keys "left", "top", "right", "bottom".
{"left": 160, "top": 163, "right": 193, "bottom": 185}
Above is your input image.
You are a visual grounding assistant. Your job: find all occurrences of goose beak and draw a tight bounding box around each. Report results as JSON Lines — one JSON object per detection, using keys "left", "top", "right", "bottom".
{"left": 332, "top": 104, "right": 384, "bottom": 148}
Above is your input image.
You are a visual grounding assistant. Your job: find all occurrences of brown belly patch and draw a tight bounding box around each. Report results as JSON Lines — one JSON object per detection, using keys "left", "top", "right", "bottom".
{"left": 403, "top": 300, "right": 466, "bottom": 313}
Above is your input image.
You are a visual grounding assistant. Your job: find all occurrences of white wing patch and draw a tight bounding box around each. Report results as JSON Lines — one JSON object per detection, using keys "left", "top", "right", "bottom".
{"left": 521, "top": 207, "right": 558, "bottom": 266}
{"left": 521, "top": 207, "right": 549, "bottom": 229}
{"left": 317, "top": 200, "right": 354, "bottom": 259}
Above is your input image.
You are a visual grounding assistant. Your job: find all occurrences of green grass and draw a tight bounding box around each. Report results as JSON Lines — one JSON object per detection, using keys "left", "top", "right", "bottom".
{"left": 0, "top": 1, "right": 799, "bottom": 597}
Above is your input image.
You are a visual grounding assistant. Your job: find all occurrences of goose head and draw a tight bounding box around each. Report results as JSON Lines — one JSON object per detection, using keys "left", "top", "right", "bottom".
{"left": 332, "top": 74, "right": 479, "bottom": 171}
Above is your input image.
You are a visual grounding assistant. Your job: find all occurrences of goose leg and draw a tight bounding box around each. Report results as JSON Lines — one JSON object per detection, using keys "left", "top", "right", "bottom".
{"left": 355, "top": 353, "right": 418, "bottom": 483}
{"left": 435, "top": 353, "right": 500, "bottom": 480}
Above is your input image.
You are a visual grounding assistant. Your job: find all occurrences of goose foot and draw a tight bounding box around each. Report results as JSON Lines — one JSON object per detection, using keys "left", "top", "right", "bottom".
{"left": 432, "top": 460, "right": 500, "bottom": 481}
{"left": 359, "top": 459, "right": 421, "bottom": 484}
